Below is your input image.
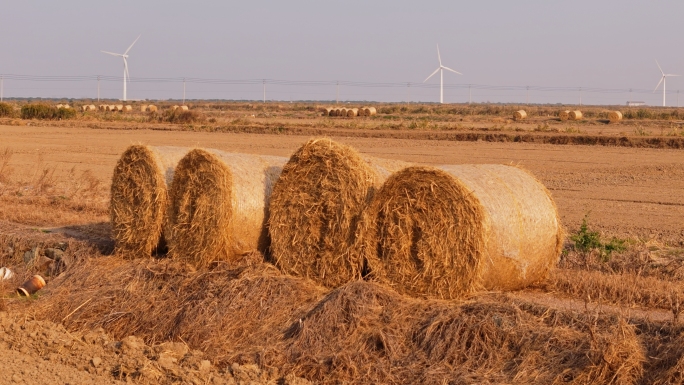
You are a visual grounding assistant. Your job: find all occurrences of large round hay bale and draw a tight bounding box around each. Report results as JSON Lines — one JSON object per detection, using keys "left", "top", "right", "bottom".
{"left": 514, "top": 110, "right": 527, "bottom": 121}
{"left": 179, "top": 105, "right": 189, "bottom": 111}
{"left": 367, "top": 106, "right": 377, "bottom": 116}
{"left": 140, "top": 105, "right": 148, "bottom": 112}
{"left": 124, "top": 105, "right": 132, "bottom": 112}
{"left": 88, "top": 104, "right": 97, "bottom": 111}
{"left": 559, "top": 110, "right": 570, "bottom": 121}
{"left": 324, "top": 107, "right": 333, "bottom": 116}
{"left": 108, "top": 105, "right": 116, "bottom": 112}
{"left": 608, "top": 110, "right": 623, "bottom": 123}
{"left": 360, "top": 164, "right": 563, "bottom": 299}
{"left": 172, "top": 105, "right": 180, "bottom": 111}
{"left": 110, "top": 145, "right": 190, "bottom": 257}
{"left": 115, "top": 104, "right": 124, "bottom": 112}
{"left": 339, "top": 108, "right": 348, "bottom": 117}
{"left": 99, "top": 105, "right": 107, "bottom": 111}
{"left": 167, "top": 149, "right": 287, "bottom": 268}
{"left": 269, "top": 138, "right": 409, "bottom": 288}
{"left": 148, "top": 105, "right": 158, "bottom": 112}
{"left": 347, "top": 108, "right": 358, "bottom": 117}
{"left": 569, "top": 110, "right": 583, "bottom": 120}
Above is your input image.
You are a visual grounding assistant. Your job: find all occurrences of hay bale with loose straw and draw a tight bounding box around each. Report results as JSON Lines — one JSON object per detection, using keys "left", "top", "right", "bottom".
{"left": 608, "top": 110, "right": 623, "bottom": 123}
{"left": 347, "top": 108, "right": 359, "bottom": 117}
{"left": 559, "top": 110, "right": 570, "bottom": 121}
{"left": 167, "top": 149, "right": 287, "bottom": 268}
{"left": 148, "top": 105, "right": 158, "bottom": 112}
{"left": 360, "top": 164, "right": 564, "bottom": 299}
{"left": 514, "top": 110, "right": 527, "bottom": 121}
{"left": 569, "top": 110, "right": 583, "bottom": 120}
{"left": 110, "top": 145, "right": 190, "bottom": 257}
{"left": 269, "top": 138, "right": 409, "bottom": 288}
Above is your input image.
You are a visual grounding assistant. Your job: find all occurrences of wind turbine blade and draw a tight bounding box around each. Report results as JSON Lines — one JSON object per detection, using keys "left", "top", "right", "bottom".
{"left": 653, "top": 76, "right": 664, "bottom": 93}
{"left": 441, "top": 66, "right": 462, "bottom": 75}
{"left": 666, "top": 74, "right": 681, "bottom": 77}
{"left": 423, "top": 67, "right": 440, "bottom": 83}
{"left": 124, "top": 35, "right": 141, "bottom": 55}
{"left": 656, "top": 60, "right": 664, "bottom": 76}
{"left": 437, "top": 44, "right": 442, "bottom": 66}
{"left": 101, "top": 50, "right": 123, "bottom": 57}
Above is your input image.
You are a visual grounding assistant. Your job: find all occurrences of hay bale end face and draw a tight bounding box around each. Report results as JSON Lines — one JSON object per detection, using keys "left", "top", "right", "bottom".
{"left": 167, "top": 149, "right": 287, "bottom": 268}
{"left": 569, "top": 110, "right": 583, "bottom": 120}
{"left": 124, "top": 105, "right": 132, "bottom": 112}
{"left": 608, "top": 110, "right": 623, "bottom": 123}
{"left": 347, "top": 108, "right": 359, "bottom": 117}
{"left": 110, "top": 145, "right": 190, "bottom": 257}
{"left": 360, "top": 164, "right": 563, "bottom": 299}
{"left": 269, "top": 138, "right": 408, "bottom": 288}
{"left": 559, "top": 110, "right": 570, "bottom": 121}
{"left": 514, "top": 110, "right": 527, "bottom": 121}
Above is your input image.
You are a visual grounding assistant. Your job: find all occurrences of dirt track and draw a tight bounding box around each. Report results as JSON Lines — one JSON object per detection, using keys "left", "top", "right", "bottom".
{"left": 1, "top": 124, "right": 682, "bottom": 241}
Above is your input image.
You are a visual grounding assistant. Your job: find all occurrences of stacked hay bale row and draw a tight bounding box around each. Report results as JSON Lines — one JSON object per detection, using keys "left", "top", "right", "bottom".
{"left": 324, "top": 106, "right": 376, "bottom": 117}
{"left": 110, "top": 138, "right": 563, "bottom": 299}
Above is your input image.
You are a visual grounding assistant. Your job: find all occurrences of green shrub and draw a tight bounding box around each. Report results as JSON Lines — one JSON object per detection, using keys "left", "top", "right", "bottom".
{"left": 20, "top": 104, "right": 76, "bottom": 120}
{"left": 571, "top": 215, "right": 626, "bottom": 261}
{"left": 0, "top": 102, "right": 14, "bottom": 117}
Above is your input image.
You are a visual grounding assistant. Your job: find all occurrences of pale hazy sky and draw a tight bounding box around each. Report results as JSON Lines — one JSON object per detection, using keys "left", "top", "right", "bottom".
{"left": 2, "top": 1, "right": 683, "bottom": 105}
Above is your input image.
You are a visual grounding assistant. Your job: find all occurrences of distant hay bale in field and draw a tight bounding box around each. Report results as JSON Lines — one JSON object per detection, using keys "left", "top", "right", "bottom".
{"left": 172, "top": 105, "right": 180, "bottom": 111}
{"left": 339, "top": 108, "right": 348, "bottom": 117}
{"left": 367, "top": 106, "right": 377, "bottom": 116}
{"left": 569, "top": 110, "right": 583, "bottom": 120}
{"left": 81, "top": 106, "right": 88, "bottom": 112}
{"left": 167, "top": 149, "right": 287, "bottom": 268}
{"left": 99, "top": 105, "right": 106, "bottom": 111}
{"left": 347, "top": 108, "right": 358, "bottom": 117}
{"left": 108, "top": 105, "right": 116, "bottom": 112}
{"left": 110, "top": 145, "right": 190, "bottom": 257}
{"left": 179, "top": 105, "right": 189, "bottom": 111}
{"left": 148, "top": 105, "right": 158, "bottom": 112}
{"left": 140, "top": 105, "right": 148, "bottom": 112}
{"left": 56, "top": 104, "right": 63, "bottom": 109}
{"left": 324, "top": 107, "right": 334, "bottom": 116}
{"left": 608, "top": 110, "right": 623, "bottom": 123}
{"left": 514, "top": 110, "right": 527, "bottom": 121}
{"left": 115, "top": 104, "right": 124, "bottom": 112}
{"left": 559, "top": 110, "right": 570, "bottom": 121}
{"left": 269, "top": 138, "right": 409, "bottom": 288}
{"left": 360, "top": 164, "right": 563, "bottom": 299}
{"left": 124, "top": 105, "right": 132, "bottom": 112}
{"left": 88, "top": 104, "right": 96, "bottom": 111}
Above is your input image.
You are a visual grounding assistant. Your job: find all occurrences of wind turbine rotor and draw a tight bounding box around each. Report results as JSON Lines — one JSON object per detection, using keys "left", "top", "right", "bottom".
{"left": 441, "top": 65, "right": 462, "bottom": 75}
{"left": 101, "top": 50, "right": 123, "bottom": 57}
{"left": 424, "top": 67, "right": 441, "bottom": 83}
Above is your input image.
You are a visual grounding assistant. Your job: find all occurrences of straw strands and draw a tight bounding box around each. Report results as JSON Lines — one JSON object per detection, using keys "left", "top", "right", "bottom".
{"left": 514, "top": 110, "right": 527, "bottom": 120}
{"left": 360, "top": 164, "right": 563, "bottom": 299}
{"left": 110, "top": 145, "right": 190, "bottom": 257}
{"left": 166, "top": 149, "right": 287, "bottom": 268}
{"left": 570, "top": 110, "right": 583, "bottom": 120}
{"left": 609, "top": 110, "right": 623, "bottom": 123}
{"left": 269, "top": 138, "right": 408, "bottom": 288}
{"left": 559, "top": 110, "right": 570, "bottom": 121}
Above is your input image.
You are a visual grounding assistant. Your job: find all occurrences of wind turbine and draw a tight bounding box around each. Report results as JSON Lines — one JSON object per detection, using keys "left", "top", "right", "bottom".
{"left": 653, "top": 60, "right": 680, "bottom": 107}
{"left": 423, "top": 44, "right": 462, "bottom": 104}
{"left": 101, "top": 35, "right": 140, "bottom": 101}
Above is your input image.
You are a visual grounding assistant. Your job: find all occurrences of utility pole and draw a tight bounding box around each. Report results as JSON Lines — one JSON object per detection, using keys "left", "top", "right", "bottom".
{"left": 182, "top": 78, "right": 186, "bottom": 105}
{"left": 407, "top": 82, "right": 410, "bottom": 105}
{"left": 336, "top": 81, "right": 339, "bottom": 104}
{"left": 262, "top": 79, "right": 265, "bottom": 103}
{"left": 579, "top": 87, "right": 582, "bottom": 106}
{"left": 469, "top": 84, "right": 472, "bottom": 104}
{"left": 97, "top": 75, "right": 100, "bottom": 102}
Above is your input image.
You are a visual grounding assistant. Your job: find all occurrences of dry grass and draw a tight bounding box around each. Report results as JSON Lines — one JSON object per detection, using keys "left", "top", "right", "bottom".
{"left": 26, "top": 253, "right": 645, "bottom": 385}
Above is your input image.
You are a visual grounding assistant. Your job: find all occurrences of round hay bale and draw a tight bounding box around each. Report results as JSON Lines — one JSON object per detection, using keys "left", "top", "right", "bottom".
{"left": 172, "top": 105, "right": 180, "bottom": 111}
{"left": 559, "top": 110, "right": 570, "bottom": 121}
{"left": 110, "top": 145, "right": 191, "bottom": 257}
{"left": 115, "top": 104, "right": 124, "bottom": 112}
{"left": 81, "top": 106, "right": 88, "bottom": 112}
{"left": 324, "top": 107, "right": 333, "bottom": 116}
{"left": 569, "top": 110, "right": 583, "bottom": 120}
{"left": 367, "top": 107, "right": 377, "bottom": 116}
{"left": 339, "top": 108, "right": 348, "bottom": 117}
{"left": 56, "top": 104, "right": 63, "bottom": 109}
{"left": 99, "top": 105, "right": 107, "bottom": 111}
{"left": 88, "top": 104, "right": 97, "bottom": 111}
{"left": 108, "top": 105, "right": 116, "bottom": 112}
{"left": 167, "top": 149, "right": 287, "bottom": 268}
{"left": 514, "top": 110, "right": 527, "bottom": 121}
{"left": 140, "top": 105, "right": 148, "bottom": 112}
{"left": 360, "top": 164, "right": 563, "bottom": 299}
{"left": 608, "top": 110, "right": 623, "bottom": 123}
{"left": 347, "top": 108, "right": 359, "bottom": 117}
{"left": 148, "top": 105, "right": 158, "bottom": 112}
{"left": 124, "top": 105, "right": 132, "bottom": 112}
{"left": 179, "top": 105, "right": 189, "bottom": 111}
{"left": 269, "top": 138, "right": 409, "bottom": 288}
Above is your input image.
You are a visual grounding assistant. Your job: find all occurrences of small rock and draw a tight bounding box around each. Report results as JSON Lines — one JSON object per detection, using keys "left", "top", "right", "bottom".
{"left": 44, "top": 248, "right": 64, "bottom": 261}
{"left": 91, "top": 356, "right": 102, "bottom": 367}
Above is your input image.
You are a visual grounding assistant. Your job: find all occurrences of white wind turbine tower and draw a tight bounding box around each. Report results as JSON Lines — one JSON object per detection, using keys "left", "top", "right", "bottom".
{"left": 653, "top": 60, "right": 680, "bottom": 107}
{"left": 101, "top": 35, "right": 140, "bottom": 101}
{"left": 423, "top": 44, "right": 462, "bottom": 104}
